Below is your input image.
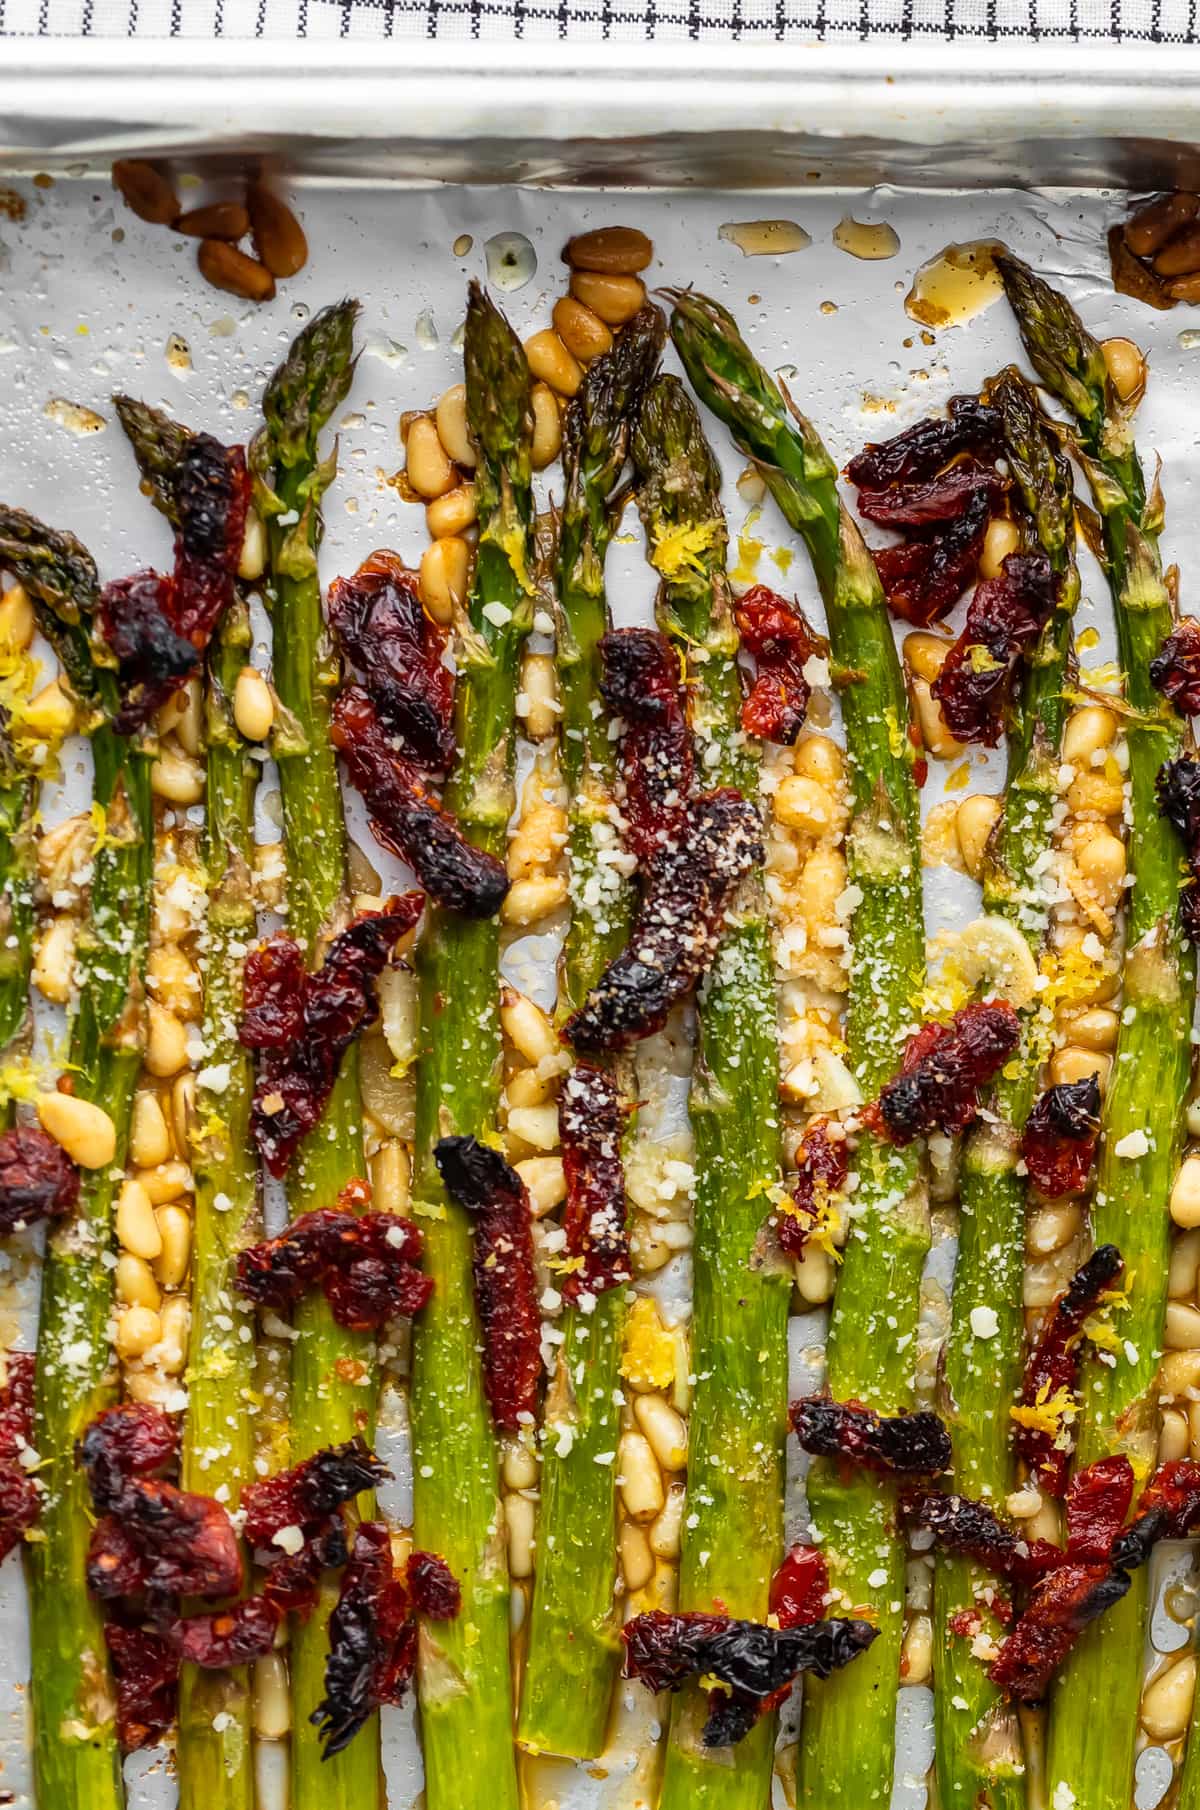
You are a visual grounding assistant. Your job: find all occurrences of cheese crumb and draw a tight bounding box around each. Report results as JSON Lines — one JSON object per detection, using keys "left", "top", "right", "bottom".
{"left": 1114, "top": 1129, "right": 1150, "bottom": 1159}
{"left": 970, "top": 1305, "right": 999, "bottom": 1340}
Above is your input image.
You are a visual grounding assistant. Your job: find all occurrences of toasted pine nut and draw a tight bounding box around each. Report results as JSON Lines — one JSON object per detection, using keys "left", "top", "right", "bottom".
{"left": 504, "top": 1103, "right": 559, "bottom": 1154}
{"left": 405, "top": 416, "right": 455, "bottom": 500}
{"left": 524, "top": 330, "right": 583, "bottom": 399}
{"left": 774, "top": 774, "right": 842, "bottom": 838}
{"left": 1142, "top": 1654, "right": 1197, "bottom": 1741}
{"left": 1066, "top": 768, "right": 1124, "bottom": 819}
{"left": 501, "top": 989, "right": 559, "bottom": 1067}
{"left": 564, "top": 227, "right": 653, "bottom": 275}
{"left": 131, "top": 1093, "right": 172, "bottom": 1169}
{"left": 148, "top": 945, "right": 201, "bottom": 1021}
{"left": 116, "top": 1304, "right": 162, "bottom": 1360}
{"left": 633, "top": 1394, "right": 687, "bottom": 1472}
{"left": 1160, "top": 1407, "right": 1190, "bottom": 1464}
{"left": 1160, "top": 1349, "right": 1200, "bottom": 1397}
{"left": 434, "top": 383, "right": 477, "bottom": 470}
{"left": 1048, "top": 1047, "right": 1111, "bottom": 1092}
{"left": 157, "top": 1295, "right": 190, "bottom": 1373}
{"left": 1075, "top": 828, "right": 1126, "bottom": 912}
{"left": 238, "top": 507, "right": 267, "bottom": 583}
{"left": 1172, "top": 1155, "right": 1200, "bottom": 1229}
{"left": 0, "top": 585, "right": 34, "bottom": 654}
{"left": 171, "top": 1074, "right": 194, "bottom": 1162}
{"left": 793, "top": 735, "right": 844, "bottom": 788}
{"left": 419, "top": 536, "right": 470, "bottom": 626}
{"left": 502, "top": 1436, "right": 538, "bottom": 1492}
{"left": 620, "top": 1519, "right": 654, "bottom": 1591}
{"left": 630, "top": 1215, "right": 672, "bottom": 1274}
{"left": 112, "top": 160, "right": 179, "bottom": 226}
{"left": 904, "top": 631, "right": 952, "bottom": 684}
{"left": 530, "top": 383, "right": 563, "bottom": 470}
{"left": 1027, "top": 1202, "right": 1082, "bottom": 1254}
{"left": 229, "top": 666, "right": 274, "bottom": 743}
{"left": 153, "top": 1204, "right": 192, "bottom": 1290}
{"left": 568, "top": 270, "right": 647, "bottom": 325}
{"left": 505, "top": 1491, "right": 536, "bottom": 1579}
{"left": 1062, "top": 705, "right": 1118, "bottom": 766}
{"left": 1126, "top": 192, "right": 1200, "bottom": 258}
{"left": 501, "top": 874, "right": 568, "bottom": 927}
{"left": 506, "top": 1066, "right": 557, "bottom": 1112}
{"left": 1155, "top": 225, "right": 1200, "bottom": 277}
{"left": 1060, "top": 1005, "right": 1119, "bottom": 1053}
{"left": 33, "top": 914, "right": 77, "bottom": 1005}
{"left": 136, "top": 1160, "right": 193, "bottom": 1205}
{"left": 369, "top": 1140, "right": 411, "bottom": 1217}
{"left": 979, "top": 517, "right": 1020, "bottom": 581}
{"left": 1189, "top": 1398, "right": 1200, "bottom": 1460}
{"left": 955, "top": 794, "right": 1002, "bottom": 881}
{"left": 197, "top": 239, "right": 276, "bottom": 303}
{"left": 515, "top": 1156, "right": 567, "bottom": 1219}
{"left": 252, "top": 843, "right": 287, "bottom": 912}
{"left": 117, "top": 1179, "right": 162, "bottom": 1261}
{"left": 912, "top": 677, "right": 963, "bottom": 761}
{"left": 552, "top": 296, "right": 613, "bottom": 364}
{"left": 1170, "top": 1228, "right": 1200, "bottom": 1298}
{"left": 151, "top": 750, "right": 205, "bottom": 806}
{"left": 901, "top": 1613, "right": 933, "bottom": 1686}
{"left": 796, "top": 1243, "right": 836, "bottom": 1304}
{"left": 246, "top": 184, "right": 308, "bottom": 279}
{"left": 649, "top": 1486, "right": 685, "bottom": 1559}
{"left": 37, "top": 1090, "right": 115, "bottom": 1169}
{"left": 519, "top": 653, "right": 560, "bottom": 742}
{"left": 1165, "top": 1302, "right": 1200, "bottom": 1350}
{"left": 1101, "top": 337, "right": 1147, "bottom": 404}
{"left": 426, "top": 483, "right": 477, "bottom": 541}
{"left": 116, "top": 1253, "right": 161, "bottom": 1311}
{"left": 253, "top": 1652, "right": 291, "bottom": 1740}
{"left": 175, "top": 201, "right": 250, "bottom": 241}
{"left": 618, "top": 1431, "right": 665, "bottom": 1521}
{"left": 146, "top": 1003, "right": 189, "bottom": 1078}
{"left": 797, "top": 845, "right": 848, "bottom": 936}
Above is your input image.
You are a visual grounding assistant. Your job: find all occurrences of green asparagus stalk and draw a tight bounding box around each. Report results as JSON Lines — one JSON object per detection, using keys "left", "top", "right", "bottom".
{"left": 629, "top": 372, "right": 789, "bottom": 1810}
{"left": 668, "top": 290, "right": 927, "bottom": 1808}
{"left": 21, "top": 517, "right": 154, "bottom": 1810}
{"left": 259, "top": 300, "right": 380, "bottom": 1810}
{"left": 998, "top": 252, "right": 1195, "bottom": 1810}
{"left": 518, "top": 306, "right": 665, "bottom": 1760}
{"left": 408, "top": 282, "right": 532, "bottom": 1810}
{"left": 113, "top": 391, "right": 262, "bottom": 1810}
{"left": 934, "top": 367, "right": 1080, "bottom": 1810}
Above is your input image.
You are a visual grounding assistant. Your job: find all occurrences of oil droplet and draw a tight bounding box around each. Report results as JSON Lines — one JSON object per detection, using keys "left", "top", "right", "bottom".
{"left": 1179, "top": 327, "right": 1200, "bottom": 349}
{"left": 718, "top": 218, "right": 811, "bottom": 258}
{"left": 819, "top": 301, "right": 838, "bottom": 316}
{"left": 833, "top": 216, "right": 900, "bottom": 261}
{"left": 484, "top": 230, "right": 537, "bottom": 293}
{"left": 905, "top": 240, "right": 1004, "bottom": 329}
{"left": 32, "top": 172, "right": 53, "bottom": 190}
{"left": 165, "top": 332, "right": 192, "bottom": 374}
{"left": 231, "top": 390, "right": 250, "bottom": 410}
{"left": 43, "top": 396, "right": 105, "bottom": 436}
{"left": 453, "top": 233, "right": 473, "bottom": 258}
{"left": 291, "top": 302, "right": 310, "bottom": 322}
{"left": 414, "top": 310, "right": 438, "bottom": 351}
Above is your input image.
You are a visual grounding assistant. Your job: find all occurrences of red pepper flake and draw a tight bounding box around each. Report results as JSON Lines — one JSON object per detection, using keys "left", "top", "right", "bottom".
{"left": 564, "top": 789, "right": 763, "bottom": 1053}
{"left": 558, "top": 1061, "right": 631, "bottom": 1302}
{"left": 930, "top": 551, "right": 1057, "bottom": 747}
{"left": 1015, "top": 1244, "right": 1123, "bottom": 1498}
{"left": 790, "top": 1397, "right": 951, "bottom": 1477}
{"left": 1157, "top": 756, "right": 1200, "bottom": 941}
{"left": 776, "top": 1118, "right": 847, "bottom": 1258}
{"left": 328, "top": 551, "right": 455, "bottom": 773}
{"left": 433, "top": 1136, "right": 541, "bottom": 1432}
{"left": 769, "top": 1544, "right": 828, "bottom": 1629}
{"left": 869, "top": 1000, "right": 1020, "bottom": 1146}
{"left": 600, "top": 627, "right": 692, "bottom": 862}
{"left": 240, "top": 897, "right": 424, "bottom": 1177}
{"left": 902, "top": 1489, "right": 1063, "bottom": 1583}
{"left": 332, "top": 688, "right": 508, "bottom": 919}
{"left": 733, "top": 586, "right": 826, "bottom": 747}
{"left": 241, "top": 1438, "right": 390, "bottom": 1550}
{"left": 105, "top": 1624, "right": 180, "bottom": 1751}
{"left": 1021, "top": 1075, "right": 1102, "bottom": 1202}
{"left": 0, "top": 1352, "right": 38, "bottom": 1563}
{"left": 236, "top": 1199, "right": 432, "bottom": 1331}
{"left": 0, "top": 1125, "right": 79, "bottom": 1233}
{"left": 1150, "top": 617, "right": 1200, "bottom": 718}
{"left": 845, "top": 397, "right": 1003, "bottom": 490}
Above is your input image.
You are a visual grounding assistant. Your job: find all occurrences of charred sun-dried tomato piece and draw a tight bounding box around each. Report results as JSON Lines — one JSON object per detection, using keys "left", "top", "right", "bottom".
{"left": 930, "top": 551, "right": 1057, "bottom": 746}
{"left": 241, "top": 1438, "right": 391, "bottom": 1550}
{"left": 78, "top": 1401, "right": 180, "bottom": 1512}
{"left": 0, "top": 1352, "right": 34, "bottom": 1460}
{"left": 0, "top": 1125, "right": 79, "bottom": 1234}
{"left": 792, "top": 1397, "right": 951, "bottom": 1477}
{"left": 262, "top": 1520, "right": 349, "bottom": 1615}
{"left": 119, "top": 1478, "right": 243, "bottom": 1601}
{"left": 901, "top": 1491, "right": 1063, "bottom": 1583}
{"left": 733, "top": 586, "right": 826, "bottom": 746}
{"left": 845, "top": 397, "right": 1004, "bottom": 489}
{"left": 564, "top": 789, "right": 763, "bottom": 1053}
{"left": 407, "top": 1549, "right": 461, "bottom": 1620}
{"left": 856, "top": 460, "right": 1004, "bottom": 530}
{"left": 871, "top": 999, "right": 1021, "bottom": 1145}
{"left": 87, "top": 1515, "right": 149, "bottom": 1599}
{"left": 769, "top": 1545, "right": 829, "bottom": 1629}
{"left": 105, "top": 1624, "right": 180, "bottom": 1751}
{"left": 100, "top": 571, "right": 198, "bottom": 734}
{"left": 988, "top": 1560, "right": 1128, "bottom": 1703}
{"left": 1150, "top": 617, "right": 1200, "bottom": 718}
{"left": 236, "top": 1203, "right": 431, "bottom": 1332}
{"left": 173, "top": 1595, "right": 284, "bottom": 1668}
{"left": 311, "top": 1520, "right": 419, "bottom": 1757}
{"left": 1021, "top": 1075, "right": 1102, "bottom": 1201}
{"left": 241, "top": 899, "right": 424, "bottom": 1177}
{"left": 558, "top": 1061, "right": 631, "bottom": 1302}
{"left": 600, "top": 628, "right": 692, "bottom": 861}
{"left": 0, "top": 1461, "right": 39, "bottom": 1564}
{"left": 433, "top": 1136, "right": 541, "bottom": 1431}
{"left": 1064, "top": 1455, "right": 1135, "bottom": 1563}
{"left": 873, "top": 485, "right": 996, "bottom": 628}
{"left": 777, "top": 1118, "right": 847, "bottom": 1258}
{"left": 332, "top": 689, "right": 508, "bottom": 918}
{"left": 1015, "top": 1245, "right": 1124, "bottom": 1498}
{"left": 1111, "top": 1459, "right": 1200, "bottom": 1570}
{"left": 1157, "top": 756, "right": 1200, "bottom": 940}
{"left": 328, "top": 552, "right": 455, "bottom": 772}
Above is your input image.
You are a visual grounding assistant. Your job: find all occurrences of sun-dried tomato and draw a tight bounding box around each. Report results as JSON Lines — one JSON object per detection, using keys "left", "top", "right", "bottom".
{"left": 173, "top": 1595, "right": 284, "bottom": 1668}
{"left": 241, "top": 898, "right": 424, "bottom": 1177}
{"left": 0, "top": 1354, "right": 37, "bottom": 1563}
{"left": 0, "top": 1463, "right": 38, "bottom": 1564}
{"left": 332, "top": 689, "right": 507, "bottom": 918}
{"left": 565, "top": 789, "right": 763, "bottom": 1053}
{"left": 328, "top": 552, "right": 454, "bottom": 772}
{"left": 311, "top": 1520, "right": 419, "bottom": 1757}
{"left": 0, "top": 1125, "right": 79, "bottom": 1234}
{"left": 621, "top": 1608, "right": 877, "bottom": 1748}
{"left": 558, "top": 1061, "right": 631, "bottom": 1302}
{"left": 407, "top": 1549, "right": 461, "bottom": 1620}
{"left": 433, "top": 1136, "right": 541, "bottom": 1431}
{"left": 242, "top": 1438, "right": 390, "bottom": 1550}
{"left": 733, "top": 586, "right": 825, "bottom": 746}
{"left": 236, "top": 1202, "right": 432, "bottom": 1331}
{"left": 869, "top": 1000, "right": 1021, "bottom": 1145}
{"left": 1150, "top": 617, "right": 1200, "bottom": 718}
{"left": 930, "top": 552, "right": 1057, "bottom": 746}
{"left": 88, "top": 1516, "right": 150, "bottom": 1600}
{"left": 78, "top": 1402, "right": 180, "bottom": 1512}
{"left": 105, "top": 1624, "right": 179, "bottom": 1751}
{"left": 988, "top": 1562, "right": 1129, "bottom": 1703}
{"left": 119, "top": 1479, "right": 243, "bottom": 1601}
{"left": 262, "top": 1520, "right": 348, "bottom": 1615}
{"left": 845, "top": 397, "right": 1004, "bottom": 489}
{"left": 791, "top": 1397, "right": 951, "bottom": 1477}
{"left": 99, "top": 572, "right": 198, "bottom": 734}
{"left": 600, "top": 628, "right": 692, "bottom": 862}
{"left": 769, "top": 1545, "right": 828, "bottom": 1629}
{"left": 874, "top": 485, "right": 997, "bottom": 628}
{"left": 1111, "top": 1460, "right": 1200, "bottom": 1570}
{"left": 777, "top": 1118, "right": 847, "bottom": 1258}
{"left": 1016, "top": 1245, "right": 1124, "bottom": 1498}
{"left": 901, "top": 1491, "right": 1063, "bottom": 1583}
{"left": 1158, "top": 757, "right": 1200, "bottom": 940}
{"left": 856, "top": 460, "right": 1005, "bottom": 530}
{"left": 1021, "top": 1075, "right": 1102, "bottom": 1201}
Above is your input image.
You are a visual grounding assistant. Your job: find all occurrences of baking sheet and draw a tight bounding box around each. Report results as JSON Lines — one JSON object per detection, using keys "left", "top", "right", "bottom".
{"left": 0, "top": 165, "right": 1194, "bottom": 1810}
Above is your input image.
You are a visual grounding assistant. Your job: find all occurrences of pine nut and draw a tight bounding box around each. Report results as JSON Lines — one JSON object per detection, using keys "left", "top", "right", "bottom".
{"left": 1027, "top": 1202, "right": 1082, "bottom": 1255}
{"left": 524, "top": 330, "right": 583, "bottom": 399}
{"left": 233, "top": 667, "right": 275, "bottom": 742}
{"left": 774, "top": 774, "right": 841, "bottom": 837}
{"left": 501, "top": 989, "right": 559, "bottom": 1067}
{"left": 146, "top": 1002, "right": 189, "bottom": 1078}
{"left": 125, "top": 1368, "right": 172, "bottom": 1408}
{"left": 506, "top": 1066, "right": 557, "bottom": 1112}
{"left": 955, "top": 794, "right": 1002, "bottom": 881}
{"left": 901, "top": 1614, "right": 933, "bottom": 1686}
{"left": 633, "top": 1394, "right": 687, "bottom": 1472}
{"left": 797, "top": 845, "right": 848, "bottom": 935}
{"left": 33, "top": 914, "right": 77, "bottom": 1005}
{"left": 515, "top": 1156, "right": 566, "bottom": 1218}
{"left": 1066, "top": 769, "right": 1124, "bottom": 818}
{"left": 1167, "top": 273, "right": 1200, "bottom": 304}
{"left": 253, "top": 1652, "right": 291, "bottom": 1740}
{"left": 117, "top": 1179, "right": 162, "bottom": 1261}
{"left": 519, "top": 653, "right": 560, "bottom": 742}
{"left": 1173, "top": 1157, "right": 1200, "bottom": 1229}
{"left": 37, "top": 1090, "right": 115, "bottom": 1169}
{"left": 1075, "top": 828, "right": 1126, "bottom": 911}
{"left": 136, "top": 1161, "right": 192, "bottom": 1205}
{"left": 148, "top": 945, "right": 201, "bottom": 1022}
{"left": 369, "top": 1140, "right": 411, "bottom": 1217}
{"left": 1126, "top": 192, "right": 1200, "bottom": 258}
{"left": 563, "top": 227, "right": 653, "bottom": 275}
{"left": 649, "top": 1486, "right": 685, "bottom": 1559}
{"left": 246, "top": 184, "right": 308, "bottom": 279}
{"left": 502, "top": 1436, "right": 538, "bottom": 1492}
{"left": 629, "top": 1214, "right": 672, "bottom": 1274}
{"left": 1060, "top": 1006, "right": 1119, "bottom": 1053}
{"left": 979, "top": 517, "right": 1020, "bottom": 581}
{"left": 1160, "top": 1349, "right": 1200, "bottom": 1397}
{"left": 172, "top": 1072, "right": 195, "bottom": 1158}
{"left": 1062, "top": 705, "right": 1118, "bottom": 766}
{"left": 131, "top": 1093, "right": 172, "bottom": 1169}
{"left": 912, "top": 677, "right": 963, "bottom": 761}
{"left": 620, "top": 1519, "right": 654, "bottom": 1591}
{"left": 552, "top": 296, "right": 613, "bottom": 363}
{"left": 0, "top": 585, "right": 34, "bottom": 654}
{"left": 405, "top": 416, "right": 456, "bottom": 500}
{"left": 153, "top": 1204, "right": 192, "bottom": 1291}
{"left": 112, "top": 159, "right": 179, "bottom": 226}
{"left": 434, "top": 384, "right": 477, "bottom": 470}
{"left": 418, "top": 536, "right": 470, "bottom": 626}
{"left": 1025, "top": 1252, "right": 1079, "bottom": 1309}
{"left": 25, "top": 679, "right": 76, "bottom": 741}
{"left": 1155, "top": 225, "right": 1200, "bottom": 277}
{"left": 175, "top": 201, "right": 250, "bottom": 241}
{"left": 505, "top": 1491, "right": 536, "bottom": 1579}
{"left": 1188, "top": 1098, "right": 1200, "bottom": 1140}
{"left": 197, "top": 239, "right": 276, "bottom": 303}
{"left": 795, "top": 1243, "right": 836, "bottom": 1304}
{"left": 1048, "top": 1047, "right": 1111, "bottom": 1092}
{"left": 1165, "top": 1303, "right": 1200, "bottom": 1350}
{"left": 903, "top": 631, "right": 952, "bottom": 685}
{"left": 1189, "top": 1399, "right": 1200, "bottom": 1460}
{"left": 530, "top": 383, "right": 563, "bottom": 470}
{"left": 237, "top": 507, "right": 267, "bottom": 583}
{"left": 568, "top": 270, "right": 647, "bottom": 326}
{"left": 1142, "top": 1654, "right": 1197, "bottom": 1741}
{"left": 1101, "top": 337, "right": 1147, "bottom": 403}
{"left": 426, "top": 483, "right": 476, "bottom": 541}
{"left": 157, "top": 1295, "right": 190, "bottom": 1373}
{"left": 116, "top": 1304, "right": 162, "bottom": 1360}
{"left": 793, "top": 735, "right": 844, "bottom": 788}
{"left": 618, "top": 1431, "right": 665, "bottom": 1521}
{"left": 1169, "top": 1227, "right": 1200, "bottom": 1298}
{"left": 151, "top": 750, "right": 205, "bottom": 806}
{"left": 504, "top": 1104, "right": 559, "bottom": 1153}
{"left": 1160, "top": 1407, "right": 1190, "bottom": 1464}
{"left": 116, "top": 1253, "right": 161, "bottom": 1311}
{"left": 650, "top": 1557, "right": 679, "bottom": 1615}
{"left": 501, "top": 874, "right": 568, "bottom": 927}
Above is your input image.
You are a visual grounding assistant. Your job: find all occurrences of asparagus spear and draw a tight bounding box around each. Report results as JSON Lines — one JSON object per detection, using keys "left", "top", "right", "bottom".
{"left": 259, "top": 300, "right": 380, "bottom": 1810}
{"left": 518, "top": 307, "right": 664, "bottom": 1760}
{"left": 998, "top": 253, "right": 1195, "bottom": 1810}
{"left": 408, "top": 282, "right": 532, "bottom": 1810}
{"left": 668, "top": 290, "right": 927, "bottom": 1807}
{"left": 934, "top": 368, "right": 1080, "bottom": 1810}
{"left": 21, "top": 520, "right": 154, "bottom": 1810}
